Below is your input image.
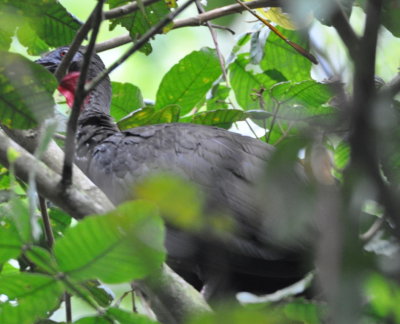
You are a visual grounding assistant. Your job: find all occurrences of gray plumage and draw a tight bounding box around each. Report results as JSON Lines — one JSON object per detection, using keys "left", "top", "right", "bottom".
{"left": 37, "top": 47, "right": 308, "bottom": 299}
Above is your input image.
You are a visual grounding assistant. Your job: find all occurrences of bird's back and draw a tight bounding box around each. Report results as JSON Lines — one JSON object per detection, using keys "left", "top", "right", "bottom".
{"left": 75, "top": 121, "right": 308, "bottom": 299}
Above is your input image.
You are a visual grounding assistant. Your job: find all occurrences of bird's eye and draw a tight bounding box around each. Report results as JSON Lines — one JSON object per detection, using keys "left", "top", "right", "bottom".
{"left": 60, "top": 50, "right": 67, "bottom": 57}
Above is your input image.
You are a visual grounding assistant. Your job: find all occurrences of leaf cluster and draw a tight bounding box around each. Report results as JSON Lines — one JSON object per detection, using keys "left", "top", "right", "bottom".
{"left": 0, "top": 1, "right": 400, "bottom": 324}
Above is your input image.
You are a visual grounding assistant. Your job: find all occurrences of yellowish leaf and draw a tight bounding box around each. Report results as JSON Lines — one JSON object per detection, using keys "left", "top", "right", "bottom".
{"left": 257, "top": 7, "right": 297, "bottom": 30}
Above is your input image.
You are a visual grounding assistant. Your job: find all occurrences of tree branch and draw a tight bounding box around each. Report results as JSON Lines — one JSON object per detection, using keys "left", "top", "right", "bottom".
{"left": 0, "top": 129, "right": 211, "bottom": 322}
{"left": 62, "top": 0, "right": 105, "bottom": 187}
{"left": 95, "top": 0, "right": 280, "bottom": 52}
{"left": 54, "top": 4, "right": 100, "bottom": 81}
{"left": 174, "top": 0, "right": 281, "bottom": 28}
{"left": 329, "top": 1, "right": 360, "bottom": 61}
{"left": 0, "top": 130, "right": 112, "bottom": 218}
{"left": 88, "top": 0, "right": 197, "bottom": 94}
{"left": 348, "top": 0, "right": 398, "bottom": 238}
{"left": 39, "top": 196, "right": 54, "bottom": 248}
{"left": 137, "top": 264, "right": 212, "bottom": 324}
{"left": 0, "top": 127, "right": 114, "bottom": 215}
{"left": 104, "top": 0, "right": 161, "bottom": 20}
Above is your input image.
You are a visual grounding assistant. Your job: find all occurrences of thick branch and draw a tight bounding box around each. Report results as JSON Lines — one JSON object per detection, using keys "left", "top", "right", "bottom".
{"left": 1, "top": 128, "right": 113, "bottom": 208}
{"left": 137, "top": 264, "right": 212, "bottom": 324}
{"left": 330, "top": 2, "right": 360, "bottom": 61}
{"left": 0, "top": 130, "right": 112, "bottom": 218}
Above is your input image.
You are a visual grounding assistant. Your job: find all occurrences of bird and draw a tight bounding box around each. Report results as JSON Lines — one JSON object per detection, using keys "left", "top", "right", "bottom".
{"left": 36, "top": 47, "right": 310, "bottom": 301}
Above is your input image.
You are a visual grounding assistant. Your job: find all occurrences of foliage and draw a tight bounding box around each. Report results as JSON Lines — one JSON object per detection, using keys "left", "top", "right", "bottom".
{"left": 0, "top": 0, "right": 400, "bottom": 323}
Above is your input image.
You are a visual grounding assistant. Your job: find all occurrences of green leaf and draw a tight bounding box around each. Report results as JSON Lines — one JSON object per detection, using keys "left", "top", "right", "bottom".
{"left": 0, "top": 199, "right": 32, "bottom": 244}
{"left": 0, "top": 273, "right": 63, "bottom": 324}
{"left": 191, "top": 109, "right": 246, "bottom": 129}
{"left": 107, "top": 307, "right": 160, "bottom": 324}
{"left": 0, "top": 30, "right": 13, "bottom": 51}
{"left": 381, "top": 1, "right": 400, "bottom": 37}
{"left": 0, "top": 4, "right": 23, "bottom": 51}
{"left": 12, "top": 0, "right": 81, "bottom": 49}
{"left": 25, "top": 246, "right": 58, "bottom": 274}
{"left": 111, "top": 82, "right": 144, "bottom": 122}
{"left": 48, "top": 207, "right": 72, "bottom": 238}
{"left": 264, "top": 80, "right": 334, "bottom": 120}
{"left": 230, "top": 32, "right": 252, "bottom": 57}
{"left": 155, "top": 48, "right": 221, "bottom": 115}
{"left": 16, "top": 22, "right": 49, "bottom": 56}
{"left": 188, "top": 306, "right": 296, "bottom": 324}
{"left": 0, "top": 262, "right": 20, "bottom": 275}
{"left": 265, "top": 121, "right": 298, "bottom": 145}
{"left": 0, "top": 171, "right": 10, "bottom": 190}
{"left": 334, "top": 140, "right": 350, "bottom": 171}
{"left": 82, "top": 280, "right": 114, "bottom": 308}
{"left": 260, "top": 26, "right": 313, "bottom": 81}
{"left": 135, "top": 175, "right": 205, "bottom": 231}
{"left": 365, "top": 273, "right": 400, "bottom": 323}
{"left": 246, "top": 110, "right": 273, "bottom": 120}
{"left": 229, "top": 53, "right": 275, "bottom": 111}
{"left": 73, "top": 316, "right": 111, "bottom": 324}
{"left": 109, "top": 0, "right": 170, "bottom": 55}
{"left": 0, "top": 217, "right": 22, "bottom": 264}
{"left": 0, "top": 51, "right": 56, "bottom": 129}
{"left": 117, "top": 105, "right": 180, "bottom": 130}
{"left": 282, "top": 300, "right": 322, "bottom": 324}
{"left": 206, "top": 84, "right": 230, "bottom": 110}
{"left": 54, "top": 201, "right": 165, "bottom": 283}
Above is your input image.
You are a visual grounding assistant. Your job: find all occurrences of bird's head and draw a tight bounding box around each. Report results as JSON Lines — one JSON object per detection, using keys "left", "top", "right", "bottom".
{"left": 36, "top": 46, "right": 111, "bottom": 113}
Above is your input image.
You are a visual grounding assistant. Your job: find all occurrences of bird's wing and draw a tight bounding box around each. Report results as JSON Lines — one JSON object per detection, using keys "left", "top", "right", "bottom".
{"left": 78, "top": 123, "right": 302, "bottom": 269}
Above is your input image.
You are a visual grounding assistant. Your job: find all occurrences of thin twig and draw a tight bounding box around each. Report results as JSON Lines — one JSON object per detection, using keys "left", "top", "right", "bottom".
{"left": 62, "top": 0, "right": 104, "bottom": 187}
{"left": 65, "top": 293, "right": 72, "bottom": 323}
{"left": 54, "top": 11, "right": 96, "bottom": 81}
{"left": 208, "top": 24, "right": 235, "bottom": 35}
{"left": 95, "top": 0, "right": 277, "bottom": 52}
{"left": 54, "top": 133, "right": 66, "bottom": 141}
{"left": 86, "top": 0, "right": 197, "bottom": 94}
{"left": 131, "top": 283, "right": 138, "bottom": 313}
{"left": 55, "top": 0, "right": 160, "bottom": 78}
{"left": 195, "top": 0, "right": 228, "bottom": 83}
{"left": 39, "top": 196, "right": 54, "bottom": 248}
{"left": 235, "top": 0, "right": 318, "bottom": 64}
{"left": 360, "top": 217, "right": 385, "bottom": 242}
{"left": 114, "top": 289, "right": 132, "bottom": 307}
{"left": 244, "top": 119, "right": 260, "bottom": 139}
{"left": 266, "top": 101, "right": 280, "bottom": 143}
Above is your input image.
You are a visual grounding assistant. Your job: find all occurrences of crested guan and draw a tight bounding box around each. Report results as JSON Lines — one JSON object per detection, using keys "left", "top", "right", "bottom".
{"left": 36, "top": 47, "right": 310, "bottom": 300}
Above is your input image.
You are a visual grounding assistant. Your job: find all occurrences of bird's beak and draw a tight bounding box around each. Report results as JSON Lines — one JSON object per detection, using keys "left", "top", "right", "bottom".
{"left": 35, "top": 57, "right": 59, "bottom": 73}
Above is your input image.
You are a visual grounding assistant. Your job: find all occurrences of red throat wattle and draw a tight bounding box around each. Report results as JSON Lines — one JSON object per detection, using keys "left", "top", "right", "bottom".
{"left": 58, "top": 72, "right": 81, "bottom": 108}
